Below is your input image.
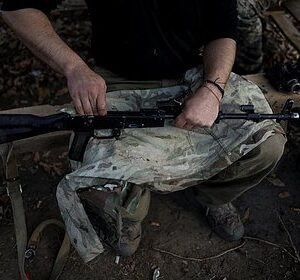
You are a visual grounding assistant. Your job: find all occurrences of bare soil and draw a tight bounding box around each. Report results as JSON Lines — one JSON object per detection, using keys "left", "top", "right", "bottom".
{"left": 0, "top": 144, "right": 300, "bottom": 280}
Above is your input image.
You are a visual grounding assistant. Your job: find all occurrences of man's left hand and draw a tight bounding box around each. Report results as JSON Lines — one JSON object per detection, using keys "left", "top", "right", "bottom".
{"left": 175, "top": 86, "right": 221, "bottom": 129}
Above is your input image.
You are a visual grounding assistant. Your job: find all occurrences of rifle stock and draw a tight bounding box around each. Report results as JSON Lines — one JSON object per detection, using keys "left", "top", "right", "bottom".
{"left": 0, "top": 113, "right": 69, "bottom": 144}
{"left": 0, "top": 110, "right": 167, "bottom": 162}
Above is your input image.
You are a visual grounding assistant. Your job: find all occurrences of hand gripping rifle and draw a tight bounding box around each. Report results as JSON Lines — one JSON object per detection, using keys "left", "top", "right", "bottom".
{"left": 0, "top": 98, "right": 298, "bottom": 162}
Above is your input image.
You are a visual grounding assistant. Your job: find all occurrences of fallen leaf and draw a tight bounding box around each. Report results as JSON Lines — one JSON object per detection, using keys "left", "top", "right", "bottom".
{"left": 37, "top": 87, "right": 50, "bottom": 103}
{"left": 58, "top": 152, "right": 69, "bottom": 159}
{"left": 33, "top": 152, "right": 40, "bottom": 163}
{"left": 42, "top": 151, "right": 51, "bottom": 158}
{"left": 53, "top": 165, "right": 64, "bottom": 176}
{"left": 241, "top": 208, "right": 250, "bottom": 223}
{"left": 39, "top": 162, "right": 52, "bottom": 173}
{"left": 22, "top": 154, "right": 32, "bottom": 161}
{"left": 278, "top": 192, "right": 291, "bottom": 199}
{"left": 150, "top": 221, "right": 161, "bottom": 227}
{"left": 36, "top": 200, "right": 42, "bottom": 209}
{"left": 267, "top": 177, "right": 285, "bottom": 187}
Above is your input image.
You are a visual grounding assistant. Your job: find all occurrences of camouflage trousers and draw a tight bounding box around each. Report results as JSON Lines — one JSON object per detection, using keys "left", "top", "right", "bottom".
{"left": 56, "top": 66, "right": 285, "bottom": 262}
{"left": 93, "top": 67, "right": 286, "bottom": 204}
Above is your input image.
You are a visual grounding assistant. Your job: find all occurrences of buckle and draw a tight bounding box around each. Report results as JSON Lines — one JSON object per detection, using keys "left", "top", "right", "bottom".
{"left": 25, "top": 247, "right": 36, "bottom": 262}
{"left": 6, "top": 184, "right": 22, "bottom": 197}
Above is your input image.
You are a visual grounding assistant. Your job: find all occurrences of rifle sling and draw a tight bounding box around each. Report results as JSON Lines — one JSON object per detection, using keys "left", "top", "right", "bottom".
{"left": 0, "top": 143, "right": 27, "bottom": 280}
{"left": 0, "top": 144, "right": 70, "bottom": 280}
{"left": 27, "top": 219, "right": 71, "bottom": 280}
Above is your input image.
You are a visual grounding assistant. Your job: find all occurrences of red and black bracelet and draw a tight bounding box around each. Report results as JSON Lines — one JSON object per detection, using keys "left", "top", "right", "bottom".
{"left": 204, "top": 79, "right": 225, "bottom": 98}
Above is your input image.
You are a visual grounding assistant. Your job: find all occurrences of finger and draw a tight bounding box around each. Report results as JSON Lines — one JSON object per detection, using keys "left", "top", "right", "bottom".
{"left": 183, "top": 122, "right": 194, "bottom": 129}
{"left": 73, "top": 98, "right": 84, "bottom": 115}
{"left": 198, "top": 123, "right": 210, "bottom": 128}
{"left": 81, "top": 98, "right": 93, "bottom": 115}
{"left": 205, "top": 122, "right": 214, "bottom": 128}
{"left": 88, "top": 94, "right": 98, "bottom": 115}
{"left": 175, "top": 114, "right": 187, "bottom": 128}
{"left": 96, "top": 94, "right": 107, "bottom": 116}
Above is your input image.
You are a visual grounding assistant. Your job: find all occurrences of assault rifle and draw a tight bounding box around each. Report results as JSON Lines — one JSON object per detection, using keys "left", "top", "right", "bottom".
{"left": 0, "top": 98, "right": 299, "bottom": 162}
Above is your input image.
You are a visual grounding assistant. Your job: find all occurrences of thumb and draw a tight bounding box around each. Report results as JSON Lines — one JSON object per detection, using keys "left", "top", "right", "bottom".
{"left": 175, "top": 113, "right": 187, "bottom": 128}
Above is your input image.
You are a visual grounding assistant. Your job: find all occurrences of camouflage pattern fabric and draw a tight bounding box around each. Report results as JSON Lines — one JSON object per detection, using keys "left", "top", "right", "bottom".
{"left": 236, "top": 0, "right": 263, "bottom": 73}
{"left": 56, "top": 67, "right": 284, "bottom": 262}
{"left": 236, "top": 0, "right": 287, "bottom": 73}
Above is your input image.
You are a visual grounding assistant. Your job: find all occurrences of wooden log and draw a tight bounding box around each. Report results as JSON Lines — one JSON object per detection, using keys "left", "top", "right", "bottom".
{"left": 269, "top": 11, "right": 300, "bottom": 52}
{"left": 284, "top": 0, "right": 300, "bottom": 23}
{"left": 244, "top": 73, "right": 300, "bottom": 113}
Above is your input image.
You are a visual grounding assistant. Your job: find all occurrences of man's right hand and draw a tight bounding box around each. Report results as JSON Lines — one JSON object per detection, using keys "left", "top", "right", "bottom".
{"left": 2, "top": 9, "right": 107, "bottom": 116}
{"left": 66, "top": 63, "right": 107, "bottom": 115}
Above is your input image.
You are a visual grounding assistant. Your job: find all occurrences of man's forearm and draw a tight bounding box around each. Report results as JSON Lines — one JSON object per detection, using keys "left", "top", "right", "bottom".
{"left": 176, "top": 38, "right": 236, "bottom": 129}
{"left": 2, "top": 8, "right": 108, "bottom": 116}
{"left": 2, "top": 8, "right": 86, "bottom": 76}
{"left": 203, "top": 38, "right": 236, "bottom": 89}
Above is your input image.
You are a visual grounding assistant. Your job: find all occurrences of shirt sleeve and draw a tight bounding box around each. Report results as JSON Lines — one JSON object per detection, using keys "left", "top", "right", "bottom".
{"left": 1, "top": 0, "right": 60, "bottom": 13}
{"left": 202, "top": 0, "right": 238, "bottom": 44}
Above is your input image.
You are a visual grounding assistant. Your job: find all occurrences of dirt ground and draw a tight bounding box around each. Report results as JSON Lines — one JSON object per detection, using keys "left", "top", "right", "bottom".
{"left": 0, "top": 140, "right": 300, "bottom": 280}
{"left": 0, "top": 7, "right": 300, "bottom": 280}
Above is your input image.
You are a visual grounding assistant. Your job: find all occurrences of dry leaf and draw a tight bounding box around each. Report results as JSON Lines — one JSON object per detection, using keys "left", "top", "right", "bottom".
{"left": 39, "top": 162, "right": 52, "bottom": 174}
{"left": 278, "top": 192, "right": 291, "bottom": 199}
{"left": 33, "top": 152, "right": 40, "bottom": 163}
{"left": 53, "top": 165, "right": 64, "bottom": 176}
{"left": 59, "top": 152, "right": 69, "bottom": 159}
{"left": 150, "top": 221, "right": 161, "bottom": 227}
{"left": 36, "top": 200, "right": 42, "bottom": 209}
{"left": 267, "top": 177, "right": 285, "bottom": 187}
{"left": 42, "top": 151, "right": 51, "bottom": 158}
{"left": 22, "top": 154, "right": 32, "bottom": 161}
{"left": 37, "top": 87, "right": 50, "bottom": 103}
{"left": 241, "top": 208, "right": 250, "bottom": 223}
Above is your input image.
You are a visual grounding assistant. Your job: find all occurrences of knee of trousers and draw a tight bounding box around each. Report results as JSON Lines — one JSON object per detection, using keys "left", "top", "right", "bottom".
{"left": 254, "top": 133, "right": 286, "bottom": 170}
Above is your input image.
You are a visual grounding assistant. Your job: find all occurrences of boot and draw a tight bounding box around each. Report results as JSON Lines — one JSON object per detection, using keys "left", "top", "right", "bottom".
{"left": 78, "top": 184, "right": 150, "bottom": 256}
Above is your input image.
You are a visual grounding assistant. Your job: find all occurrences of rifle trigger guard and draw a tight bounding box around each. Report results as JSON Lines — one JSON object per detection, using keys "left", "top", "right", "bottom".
{"left": 94, "top": 128, "right": 122, "bottom": 140}
{"left": 112, "top": 128, "right": 121, "bottom": 139}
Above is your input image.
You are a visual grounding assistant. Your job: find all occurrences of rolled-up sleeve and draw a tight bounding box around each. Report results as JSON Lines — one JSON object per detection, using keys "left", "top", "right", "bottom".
{"left": 203, "top": 0, "right": 238, "bottom": 44}
{"left": 1, "top": 0, "right": 60, "bottom": 13}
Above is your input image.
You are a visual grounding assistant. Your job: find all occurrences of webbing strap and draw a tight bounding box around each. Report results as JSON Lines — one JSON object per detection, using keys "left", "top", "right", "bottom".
{"left": 27, "top": 219, "right": 71, "bottom": 280}
{"left": 0, "top": 143, "right": 28, "bottom": 280}
{"left": 0, "top": 143, "right": 70, "bottom": 280}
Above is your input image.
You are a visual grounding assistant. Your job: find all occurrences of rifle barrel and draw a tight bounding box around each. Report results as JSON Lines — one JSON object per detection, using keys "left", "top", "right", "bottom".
{"left": 219, "top": 112, "right": 300, "bottom": 121}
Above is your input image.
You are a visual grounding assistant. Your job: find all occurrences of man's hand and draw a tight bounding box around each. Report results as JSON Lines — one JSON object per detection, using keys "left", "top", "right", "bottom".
{"left": 176, "top": 37, "right": 236, "bottom": 128}
{"left": 66, "top": 64, "right": 107, "bottom": 115}
{"left": 175, "top": 86, "right": 221, "bottom": 129}
{"left": 2, "top": 9, "right": 107, "bottom": 116}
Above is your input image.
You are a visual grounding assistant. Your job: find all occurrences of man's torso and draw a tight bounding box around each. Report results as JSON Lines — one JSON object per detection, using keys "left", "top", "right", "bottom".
{"left": 2, "top": 0, "right": 237, "bottom": 79}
